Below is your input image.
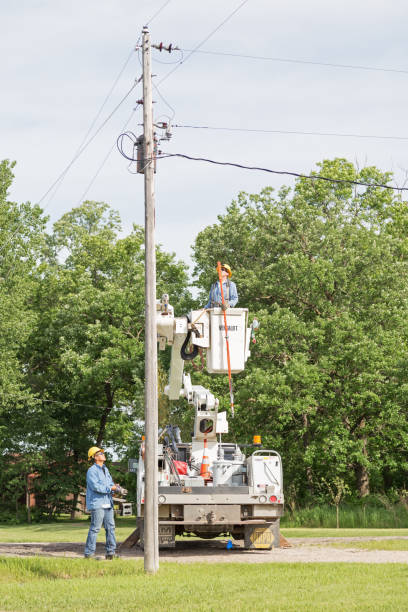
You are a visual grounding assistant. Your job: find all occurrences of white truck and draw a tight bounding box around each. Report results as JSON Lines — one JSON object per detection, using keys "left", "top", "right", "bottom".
{"left": 136, "top": 297, "right": 284, "bottom": 550}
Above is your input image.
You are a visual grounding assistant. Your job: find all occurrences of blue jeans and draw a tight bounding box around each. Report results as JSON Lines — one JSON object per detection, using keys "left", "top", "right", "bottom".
{"left": 84, "top": 507, "right": 116, "bottom": 556}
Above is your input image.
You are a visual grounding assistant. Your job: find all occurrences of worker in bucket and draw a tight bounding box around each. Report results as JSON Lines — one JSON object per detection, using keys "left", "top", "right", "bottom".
{"left": 205, "top": 263, "right": 238, "bottom": 310}
{"left": 84, "top": 446, "right": 127, "bottom": 560}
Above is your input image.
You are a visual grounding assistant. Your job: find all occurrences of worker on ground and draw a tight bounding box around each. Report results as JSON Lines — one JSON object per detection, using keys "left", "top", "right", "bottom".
{"left": 84, "top": 446, "right": 126, "bottom": 560}
{"left": 205, "top": 263, "right": 238, "bottom": 310}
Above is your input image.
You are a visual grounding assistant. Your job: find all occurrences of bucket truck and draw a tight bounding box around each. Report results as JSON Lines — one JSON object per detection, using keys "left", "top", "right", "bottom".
{"left": 135, "top": 296, "right": 284, "bottom": 550}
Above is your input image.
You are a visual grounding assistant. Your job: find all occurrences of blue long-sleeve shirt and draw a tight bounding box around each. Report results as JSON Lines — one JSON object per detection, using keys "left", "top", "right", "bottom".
{"left": 86, "top": 463, "right": 114, "bottom": 510}
{"left": 205, "top": 280, "right": 238, "bottom": 309}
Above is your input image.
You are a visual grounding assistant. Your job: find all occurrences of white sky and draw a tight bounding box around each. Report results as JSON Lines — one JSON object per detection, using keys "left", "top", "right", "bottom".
{"left": 1, "top": 0, "right": 408, "bottom": 272}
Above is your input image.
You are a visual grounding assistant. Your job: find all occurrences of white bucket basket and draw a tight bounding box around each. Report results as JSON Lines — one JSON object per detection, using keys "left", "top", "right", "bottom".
{"left": 206, "top": 308, "right": 250, "bottom": 374}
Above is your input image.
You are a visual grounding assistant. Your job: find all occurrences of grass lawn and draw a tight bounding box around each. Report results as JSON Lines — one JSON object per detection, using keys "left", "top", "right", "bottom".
{"left": 328, "top": 539, "right": 408, "bottom": 551}
{"left": 281, "top": 528, "right": 408, "bottom": 538}
{"left": 0, "top": 517, "right": 136, "bottom": 543}
{"left": 0, "top": 557, "right": 408, "bottom": 611}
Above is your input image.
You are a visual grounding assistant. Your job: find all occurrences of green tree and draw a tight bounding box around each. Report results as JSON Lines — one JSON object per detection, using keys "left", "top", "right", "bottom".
{"left": 0, "top": 159, "right": 49, "bottom": 519}
{"left": 0, "top": 160, "right": 46, "bottom": 398}
{"left": 23, "top": 200, "right": 189, "bottom": 517}
{"left": 192, "top": 158, "right": 408, "bottom": 501}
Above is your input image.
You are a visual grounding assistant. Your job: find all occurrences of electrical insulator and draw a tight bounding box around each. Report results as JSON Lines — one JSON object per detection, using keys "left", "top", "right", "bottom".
{"left": 136, "top": 135, "right": 157, "bottom": 174}
{"left": 154, "top": 121, "right": 172, "bottom": 141}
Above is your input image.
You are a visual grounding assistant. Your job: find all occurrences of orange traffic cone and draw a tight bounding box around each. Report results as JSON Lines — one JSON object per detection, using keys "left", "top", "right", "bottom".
{"left": 200, "top": 438, "right": 211, "bottom": 481}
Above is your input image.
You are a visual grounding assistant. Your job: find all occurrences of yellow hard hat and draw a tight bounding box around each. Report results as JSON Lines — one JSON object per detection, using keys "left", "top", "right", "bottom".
{"left": 88, "top": 446, "right": 104, "bottom": 461}
{"left": 218, "top": 263, "right": 232, "bottom": 277}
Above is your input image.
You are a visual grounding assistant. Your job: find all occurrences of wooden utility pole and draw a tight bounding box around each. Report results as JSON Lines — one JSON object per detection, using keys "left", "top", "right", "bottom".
{"left": 142, "top": 26, "right": 159, "bottom": 574}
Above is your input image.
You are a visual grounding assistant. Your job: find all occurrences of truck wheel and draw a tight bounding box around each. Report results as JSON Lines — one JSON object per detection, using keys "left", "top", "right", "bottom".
{"left": 230, "top": 528, "right": 244, "bottom": 541}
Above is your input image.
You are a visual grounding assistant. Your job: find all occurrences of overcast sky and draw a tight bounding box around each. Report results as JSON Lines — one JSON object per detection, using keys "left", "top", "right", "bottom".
{"left": 1, "top": 0, "right": 408, "bottom": 272}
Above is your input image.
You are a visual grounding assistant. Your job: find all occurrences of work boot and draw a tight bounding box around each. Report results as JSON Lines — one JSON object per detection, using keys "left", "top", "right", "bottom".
{"left": 84, "top": 554, "right": 102, "bottom": 560}
{"left": 105, "top": 553, "right": 120, "bottom": 560}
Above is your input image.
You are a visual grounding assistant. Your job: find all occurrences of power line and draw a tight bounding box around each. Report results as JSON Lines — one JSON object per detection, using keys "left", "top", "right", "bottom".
{"left": 40, "top": 1, "right": 172, "bottom": 208}
{"left": 156, "top": 0, "right": 250, "bottom": 87}
{"left": 0, "top": 80, "right": 140, "bottom": 260}
{"left": 159, "top": 152, "right": 408, "bottom": 191}
{"left": 75, "top": 0, "right": 175, "bottom": 203}
{"left": 43, "top": 48, "right": 137, "bottom": 211}
{"left": 36, "top": 81, "right": 140, "bottom": 209}
{"left": 0, "top": 10, "right": 167, "bottom": 261}
{"left": 173, "top": 123, "right": 408, "bottom": 142}
{"left": 117, "top": 131, "right": 138, "bottom": 162}
{"left": 179, "top": 48, "right": 408, "bottom": 76}
{"left": 148, "top": 1, "right": 250, "bottom": 124}
{"left": 78, "top": 51, "right": 136, "bottom": 155}
{"left": 76, "top": 105, "right": 141, "bottom": 206}
{"left": 153, "top": 82, "right": 176, "bottom": 120}
{"left": 136, "top": 2, "right": 250, "bottom": 131}
{"left": 145, "top": 0, "right": 173, "bottom": 26}
{"left": 151, "top": 49, "right": 184, "bottom": 65}
{"left": 34, "top": 1, "right": 171, "bottom": 212}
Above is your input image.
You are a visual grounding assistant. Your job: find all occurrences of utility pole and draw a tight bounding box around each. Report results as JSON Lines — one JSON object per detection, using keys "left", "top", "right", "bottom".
{"left": 142, "top": 26, "right": 159, "bottom": 574}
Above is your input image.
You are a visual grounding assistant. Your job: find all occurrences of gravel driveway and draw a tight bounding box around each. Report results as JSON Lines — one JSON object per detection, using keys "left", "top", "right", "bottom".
{"left": 1, "top": 536, "right": 408, "bottom": 563}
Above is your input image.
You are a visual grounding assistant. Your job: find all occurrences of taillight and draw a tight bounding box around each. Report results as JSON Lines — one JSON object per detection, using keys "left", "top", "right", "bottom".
{"left": 269, "top": 495, "right": 277, "bottom": 502}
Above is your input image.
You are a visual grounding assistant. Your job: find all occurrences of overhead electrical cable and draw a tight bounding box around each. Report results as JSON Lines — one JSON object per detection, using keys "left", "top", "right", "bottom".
{"left": 159, "top": 152, "right": 408, "bottom": 191}
{"left": 156, "top": 0, "right": 250, "bottom": 87}
{"left": 36, "top": 80, "right": 139, "bottom": 209}
{"left": 76, "top": 105, "right": 141, "bottom": 206}
{"left": 0, "top": 7, "right": 170, "bottom": 261}
{"left": 152, "top": 82, "right": 176, "bottom": 119}
{"left": 117, "top": 131, "right": 140, "bottom": 162}
{"left": 148, "top": 0, "right": 249, "bottom": 124}
{"left": 78, "top": 2, "right": 175, "bottom": 196}
{"left": 145, "top": 0, "right": 173, "bottom": 26}
{"left": 77, "top": 51, "right": 136, "bottom": 154}
{"left": 173, "top": 123, "right": 408, "bottom": 142}
{"left": 0, "top": 80, "right": 140, "bottom": 260}
{"left": 151, "top": 49, "right": 184, "bottom": 65}
{"left": 75, "top": 143, "right": 121, "bottom": 206}
{"left": 43, "top": 48, "right": 137, "bottom": 211}
{"left": 37, "top": 2, "right": 171, "bottom": 211}
{"left": 179, "top": 48, "right": 408, "bottom": 76}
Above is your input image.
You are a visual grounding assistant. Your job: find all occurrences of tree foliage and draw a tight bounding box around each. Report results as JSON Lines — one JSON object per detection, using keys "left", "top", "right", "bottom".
{"left": 192, "top": 158, "right": 408, "bottom": 502}
{"left": 2, "top": 156, "right": 408, "bottom": 520}
{"left": 0, "top": 184, "right": 189, "bottom": 518}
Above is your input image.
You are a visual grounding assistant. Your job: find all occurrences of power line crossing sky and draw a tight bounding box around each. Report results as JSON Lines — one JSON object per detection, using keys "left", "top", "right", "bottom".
{"left": 1, "top": 0, "right": 407, "bottom": 266}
